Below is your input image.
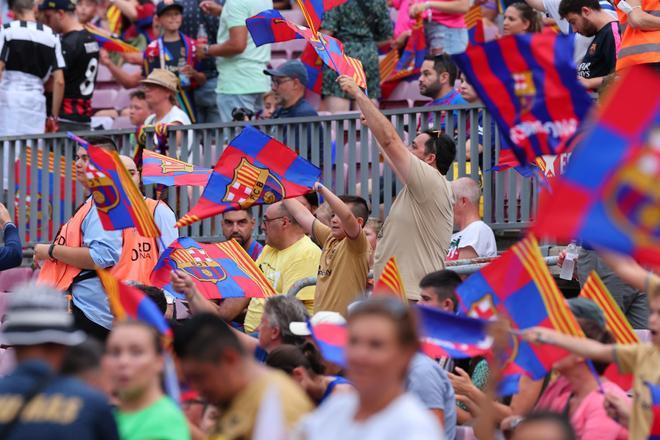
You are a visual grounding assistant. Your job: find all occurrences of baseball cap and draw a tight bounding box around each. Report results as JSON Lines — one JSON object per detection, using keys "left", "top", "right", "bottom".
{"left": 289, "top": 311, "right": 347, "bottom": 336}
{"left": 140, "top": 69, "right": 179, "bottom": 93}
{"left": 39, "top": 0, "right": 76, "bottom": 11}
{"left": 1, "top": 283, "right": 86, "bottom": 347}
{"left": 264, "top": 60, "right": 308, "bottom": 85}
{"left": 567, "top": 297, "right": 606, "bottom": 329}
{"left": 156, "top": 0, "right": 183, "bottom": 16}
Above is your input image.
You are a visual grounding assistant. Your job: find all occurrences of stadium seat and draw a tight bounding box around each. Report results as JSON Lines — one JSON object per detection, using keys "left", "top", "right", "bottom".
{"left": 380, "top": 99, "right": 410, "bottom": 110}
{"left": 91, "top": 89, "right": 118, "bottom": 110}
{"left": 284, "top": 39, "right": 307, "bottom": 58}
{"left": 0, "top": 267, "right": 34, "bottom": 293}
{"left": 121, "top": 62, "right": 142, "bottom": 75}
{"left": 114, "top": 88, "right": 137, "bottom": 110}
{"left": 269, "top": 58, "right": 289, "bottom": 69}
{"left": 388, "top": 81, "right": 412, "bottom": 101}
{"left": 305, "top": 91, "right": 321, "bottom": 109}
{"left": 281, "top": 8, "right": 304, "bottom": 25}
{"left": 404, "top": 81, "right": 430, "bottom": 103}
{"left": 111, "top": 116, "right": 135, "bottom": 129}
{"left": 91, "top": 115, "right": 115, "bottom": 130}
{"left": 96, "top": 64, "right": 114, "bottom": 83}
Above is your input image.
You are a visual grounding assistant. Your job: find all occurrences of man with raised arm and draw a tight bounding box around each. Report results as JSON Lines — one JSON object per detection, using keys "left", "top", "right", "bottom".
{"left": 338, "top": 75, "right": 456, "bottom": 302}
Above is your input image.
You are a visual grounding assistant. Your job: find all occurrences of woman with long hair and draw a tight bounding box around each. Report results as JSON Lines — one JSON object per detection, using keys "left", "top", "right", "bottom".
{"left": 503, "top": 2, "right": 543, "bottom": 35}
{"left": 105, "top": 320, "right": 190, "bottom": 440}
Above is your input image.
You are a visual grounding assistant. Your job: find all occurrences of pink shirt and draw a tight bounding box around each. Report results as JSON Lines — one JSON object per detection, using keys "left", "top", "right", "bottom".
{"left": 422, "top": 0, "right": 466, "bottom": 29}
{"left": 392, "top": 0, "right": 415, "bottom": 38}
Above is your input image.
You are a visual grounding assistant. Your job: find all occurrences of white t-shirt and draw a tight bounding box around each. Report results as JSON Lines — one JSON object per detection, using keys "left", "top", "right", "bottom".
{"left": 293, "top": 392, "right": 443, "bottom": 440}
{"left": 144, "top": 105, "right": 193, "bottom": 157}
{"left": 446, "top": 220, "right": 497, "bottom": 261}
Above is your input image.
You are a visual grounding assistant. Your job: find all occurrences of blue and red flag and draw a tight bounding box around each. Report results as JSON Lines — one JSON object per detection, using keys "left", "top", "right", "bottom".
{"left": 175, "top": 125, "right": 320, "bottom": 227}
{"left": 452, "top": 32, "right": 593, "bottom": 167}
{"left": 296, "top": 0, "right": 346, "bottom": 32}
{"left": 416, "top": 304, "right": 492, "bottom": 359}
{"left": 150, "top": 237, "right": 277, "bottom": 301}
{"left": 456, "top": 235, "right": 584, "bottom": 381}
{"left": 533, "top": 65, "right": 660, "bottom": 268}
{"left": 84, "top": 23, "right": 140, "bottom": 53}
{"left": 465, "top": 5, "right": 485, "bottom": 46}
{"left": 394, "top": 17, "right": 426, "bottom": 75}
{"left": 142, "top": 150, "right": 212, "bottom": 187}
{"left": 69, "top": 133, "right": 161, "bottom": 238}
{"left": 309, "top": 321, "right": 348, "bottom": 367}
{"left": 648, "top": 382, "right": 660, "bottom": 440}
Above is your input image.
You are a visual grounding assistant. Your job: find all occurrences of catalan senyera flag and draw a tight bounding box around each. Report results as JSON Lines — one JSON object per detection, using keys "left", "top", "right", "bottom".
{"left": 452, "top": 32, "right": 593, "bottom": 167}
{"left": 373, "top": 256, "right": 406, "bottom": 301}
{"left": 648, "top": 382, "right": 660, "bottom": 440}
{"left": 296, "top": 0, "right": 347, "bottom": 32}
{"left": 69, "top": 133, "right": 160, "bottom": 238}
{"left": 465, "top": 5, "right": 485, "bottom": 45}
{"left": 457, "top": 235, "right": 584, "bottom": 381}
{"left": 142, "top": 150, "right": 212, "bottom": 187}
{"left": 176, "top": 125, "right": 319, "bottom": 228}
{"left": 84, "top": 23, "right": 140, "bottom": 53}
{"left": 580, "top": 271, "right": 639, "bottom": 345}
{"left": 533, "top": 65, "right": 660, "bottom": 269}
{"left": 150, "top": 237, "right": 277, "bottom": 301}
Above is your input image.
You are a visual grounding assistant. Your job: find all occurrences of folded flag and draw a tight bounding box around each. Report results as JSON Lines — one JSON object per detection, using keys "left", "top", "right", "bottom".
{"left": 142, "top": 150, "right": 212, "bottom": 187}
{"left": 416, "top": 305, "right": 492, "bottom": 359}
{"left": 68, "top": 133, "right": 160, "bottom": 238}
{"left": 394, "top": 17, "right": 426, "bottom": 75}
{"left": 457, "top": 235, "right": 584, "bottom": 380}
{"left": 465, "top": 5, "right": 485, "bottom": 45}
{"left": 85, "top": 23, "right": 140, "bottom": 53}
{"left": 150, "top": 237, "right": 277, "bottom": 301}
{"left": 176, "top": 125, "right": 320, "bottom": 227}
{"left": 373, "top": 256, "right": 406, "bottom": 301}
{"left": 452, "top": 32, "right": 593, "bottom": 167}
{"left": 308, "top": 321, "right": 348, "bottom": 368}
{"left": 648, "top": 382, "right": 660, "bottom": 440}
{"left": 533, "top": 65, "right": 660, "bottom": 268}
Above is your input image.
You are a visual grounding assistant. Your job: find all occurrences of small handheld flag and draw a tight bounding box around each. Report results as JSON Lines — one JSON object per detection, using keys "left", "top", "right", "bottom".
{"left": 142, "top": 150, "right": 212, "bottom": 187}
{"left": 308, "top": 321, "right": 348, "bottom": 368}
{"left": 85, "top": 24, "right": 140, "bottom": 53}
{"left": 176, "top": 125, "right": 320, "bottom": 227}
{"left": 150, "top": 237, "right": 277, "bottom": 301}
{"left": 373, "top": 256, "right": 406, "bottom": 301}
{"left": 68, "top": 133, "right": 160, "bottom": 238}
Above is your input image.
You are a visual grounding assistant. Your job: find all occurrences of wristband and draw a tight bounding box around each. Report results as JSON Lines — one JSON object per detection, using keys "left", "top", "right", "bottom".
{"left": 617, "top": 0, "right": 633, "bottom": 14}
{"left": 48, "top": 243, "right": 56, "bottom": 261}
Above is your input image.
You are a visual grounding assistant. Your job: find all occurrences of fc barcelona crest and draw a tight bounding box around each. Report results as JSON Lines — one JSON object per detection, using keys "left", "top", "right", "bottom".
{"left": 171, "top": 247, "right": 227, "bottom": 284}
{"left": 467, "top": 294, "right": 498, "bottom": 321}
{"left": 223, "top": 158, "right": 285, "bottom": 209}
{"left": 86, "top": 166, "right": 120, "bottom": 214}
{"left": 512, "top": 71, "right": 536, "bottom": 114}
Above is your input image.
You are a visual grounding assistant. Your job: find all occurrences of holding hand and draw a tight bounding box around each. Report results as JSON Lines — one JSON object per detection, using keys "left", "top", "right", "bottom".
{"left": 337, "top": 75, "right": 362, "bottom": 99}
{"left": 171, "top": 270, "right": 198, "bottom": 301}
{"left": 409, "top": 2, "right": 428, "bottom": 17}
{"left": 0, "top": 203, "right": 11, "bottom": 228}
{"left": 33, "top": 244, "right": 50, "bottom": 262}
{"left": 604, "top": 392, "right": 631, "bottom": 427}
{"left": 448, "top": 367, "right": 477, "bottom": 397}
{"left": 199, "top": 0, "right": 222, "bottom": 16}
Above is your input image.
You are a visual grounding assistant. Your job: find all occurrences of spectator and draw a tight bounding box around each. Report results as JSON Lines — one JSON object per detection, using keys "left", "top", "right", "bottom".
{"left": 128, "top": 90, "right": 150, "bottom": 127}
{"left": 266, "top": 60, "right": 317, "bottom": 119}
{"left": 0, "top": 202, "right": 22, "bottom": 271}
{"left": 222, "top": 209, "right": 263, "bottom": 260}
{"left": 39, "top": 0, "right": 100, "bottom": 132}
{"left": 75, "top": 0, "right": 103, "bottom": 26}
{"left": 418, "top": 269, "right": 461, "bottom": 312}
{"left": 173, "top": 314, "right": 313, "bottom": 438}
{"left": 559, "top": 0, "right": 620, "bottom": 89}
{"left": 409, "top": 0, "right": 469, "bottom": 55}
{"left": 0, "top": 0, "right": 65, "bottom": 137}
{"left": 256, "top": 295, "right": 309, "bottom": 361}
{"left": 509, "top": 412, "right": 577, "bottom": 440}
{"left": 418, "top": 54, "right": 467, "bottom": 131}
{"left": 104, "top": 0, "right": 156, "bottom": 50}
{"left": 614, "top": 0, "right": 660, "bottom": 71}
{"left": 502, "top": 2, "right": 543, "bottom": 35}
{"left": 60, "top": 338, "right": 111, "bottom": 395}
{"left": 35, "top": 136, "right": 123, "bottom": 342}
{"left": 289, "top": 311, "right": 348, "bottom": 376}
{"left": 339, "top": 75, "right": 456, "bottom": 302}
{"left": 283, "top": 184, "right": 370, "bottom": 317}
{"left": 133, "top": 284, "right": 168, "bottom": 315}
{"left": 197, "top": 0, "right": 273, "bottom": 122}
{"left": 446, "top": 177, "right": 497, "bottom": 261}
{"left": 391, "top": 0, "right": 415, "bottom": 48}
{"left": 106, "top": 320, "right": 190, "bottom": 439}
{"left": 266, "top": 343, "right": 353, "bottom": 405}
{"left": 294, "top": 297, "right": 442, "bottom": 439}
{"left": 364, "top": 217, "right": 382, "bottom": 268}
{"left": 319, "top": 0, "right": 393, "bottom": 113}
{"left": 0, "top": 285, "right": 119, "bottom": 439}
{"left": 259, "top": 90, "right": 279, "bottom": 119}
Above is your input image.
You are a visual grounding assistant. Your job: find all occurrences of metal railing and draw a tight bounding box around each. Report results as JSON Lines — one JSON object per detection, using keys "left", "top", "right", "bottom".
{"left": 0, "top": 103, "right": 538, "bottom": 248}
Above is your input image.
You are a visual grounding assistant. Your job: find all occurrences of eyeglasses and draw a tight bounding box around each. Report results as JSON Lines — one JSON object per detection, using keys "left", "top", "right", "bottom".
{"left": 262, "top": 215, "right": 286, "bottom": 225}
{"left": 271, "top": 77, "right": 293, "bottom": 87}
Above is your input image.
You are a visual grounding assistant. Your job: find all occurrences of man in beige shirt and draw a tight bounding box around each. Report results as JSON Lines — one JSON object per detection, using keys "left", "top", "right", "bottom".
{"left": 284, "top": 183, "right": 370, "bottom": 317}
{"left": 338, "top": 75, "right": 456, "bottom": 301}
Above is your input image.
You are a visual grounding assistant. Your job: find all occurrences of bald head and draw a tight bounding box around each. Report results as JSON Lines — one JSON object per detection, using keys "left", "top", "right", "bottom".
{"left": 263, "top": 201, "right": 302, "bottom": 250}
{"left": 120, "top": 155, "right": 141, "bottom": 187}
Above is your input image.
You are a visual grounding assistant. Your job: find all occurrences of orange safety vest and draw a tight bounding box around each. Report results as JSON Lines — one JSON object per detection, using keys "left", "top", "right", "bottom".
{"left": 37, "top": 200, "right": 94, "bottom": 291}
{"left": 615, "top": 0, "right": 660, "bottom": 71}
{"left": 110, "top": 198, "right": 162, "bottom": 284}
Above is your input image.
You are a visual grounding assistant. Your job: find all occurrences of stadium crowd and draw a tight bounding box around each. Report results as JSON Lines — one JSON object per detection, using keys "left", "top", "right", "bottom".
{"left": 0, "top": 0, "right": 659, "bottom": 438}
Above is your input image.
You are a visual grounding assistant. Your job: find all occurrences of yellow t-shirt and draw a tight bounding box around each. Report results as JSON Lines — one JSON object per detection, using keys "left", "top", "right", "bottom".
{"left": 209, "top": 368, "right": 313, "bottom": 440}
{"left": 373, "top": 155, "right": 454, "bottom": 301}
{"left": 244, "top": 236, "right": 321, "bottom": 333}
{"left": 312, "top": 221, "right": 370, "bottom": 317}
{"left": 614, "top": 343, "right": 660, "bottom": 440}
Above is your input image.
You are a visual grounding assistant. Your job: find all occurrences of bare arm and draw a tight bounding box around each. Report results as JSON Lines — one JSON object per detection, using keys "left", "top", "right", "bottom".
{"left": 34, "top": 244, "right": 97, "bottom": 270}
{"left": 521, "top": 326, "right": 615, "bottom": 363}
{"left": 627, "top": 0, "right": 660, "bottom": 29}
{"left": 282, "top": 197, "right": 316, "bottom": 235}
{"left": 411, "top": 0, "right": 469, "bottom": 15}
{"left": 205, "top": 26, "right": 247, "bottom": 58}
{"left": 457, "top": 246, "right": 479, "bottom": 261}
{"left": 510, "top": 376, "right": 543, "bottom": 415}
{"left": 100, "top": 50, "right": 142, "bottom": 89}
{"left": 524, "top": 0, "right": 547, "bottom": 12}
{"left": 111, "top": 0, "right": 138, "bottom": 21}
{"left": 338, "top": 75, "right": 413, "bottom": 183}
{"left": 214, "top": 297, "right": 251, "bottom": 322}
{"left": 51, "top": 70, "right": 65, "bottom": 120}
{"left": 578, "top": 76, "right": 605, "bottom": 90}
{"left": 317, "top": 183, "right": 361, "bottom": 239}
{"left": 599, "top": 251, "right": 659, "bottom": 295}
{"left": 0, "top": 61, "right": 5, "bottom": 80}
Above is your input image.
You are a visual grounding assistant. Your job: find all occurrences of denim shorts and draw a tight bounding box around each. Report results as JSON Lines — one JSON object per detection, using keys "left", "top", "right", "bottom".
{"left": 425, "top": 22, "right": 468, "bottom": 55}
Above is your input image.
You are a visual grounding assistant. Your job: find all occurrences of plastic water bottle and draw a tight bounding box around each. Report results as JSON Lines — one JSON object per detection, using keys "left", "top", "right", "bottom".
{"left": 178, "top": 57, "right": 190, "bottom": 88}
{"left": 197, "top": 23, "right": 208, "bottom": 46}
{"left": 559, "top": 242, "right": 579, "bottom": 280}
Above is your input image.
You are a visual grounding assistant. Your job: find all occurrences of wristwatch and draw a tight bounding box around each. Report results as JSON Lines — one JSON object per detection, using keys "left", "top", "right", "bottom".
{"left": 48, "top": 243, "right": 57, "bottom": 261}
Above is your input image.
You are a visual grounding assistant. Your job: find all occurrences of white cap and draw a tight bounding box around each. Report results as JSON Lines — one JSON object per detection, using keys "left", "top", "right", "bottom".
{"left": 289, "top": 311, "right": 347, "bottom": 336}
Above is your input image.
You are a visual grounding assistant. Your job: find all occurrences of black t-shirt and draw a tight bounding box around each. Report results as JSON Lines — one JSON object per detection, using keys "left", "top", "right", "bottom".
{"left": 144, "top": 39, "right": 186, "bottom": 76}
{"left": 577, "top": 21, "right": 619, "bottom": 79}
{"left": 60, "top": 29, "right": 100, "bottom": 122}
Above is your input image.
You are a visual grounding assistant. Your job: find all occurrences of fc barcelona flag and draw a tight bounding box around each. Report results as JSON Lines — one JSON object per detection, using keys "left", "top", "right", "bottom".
{"left": 296, "top": 0, "right": 347, "bottom": 32}
{"left": 308, "top": 321, "right": 348, "bottom": 367}
{"left": 373, "top": 256, "right": 406, "bottom": 301}
{"left": 142, "top": 150, "right": 212, "bottom": 187}
{"left": 150, "top": 237, "right": 277, "bottom": 301}
{"left": 456, "top": 235, "right": 584, "bottom": 380}
{"left": 70, "top": 133, "right": 160, "bottom": 238}
{"left": 648, "top": 382, "right": 660, "bottom": 440}
{"left": 452, "top": 32, "right": 593, "bottom": 166}
{"left": 533, "top": 65, "right": 660, "bottom": 268}
{"left": 84, "top": 23, "right": 140, "bottom": 53}
{"left": 176, "top": 125, "right": 320, "bottom": 227}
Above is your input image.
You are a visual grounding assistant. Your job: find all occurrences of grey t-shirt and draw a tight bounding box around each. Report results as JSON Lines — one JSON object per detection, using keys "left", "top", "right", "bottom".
{"left": 406, "top": 353, "right": 457, "bottom": 440}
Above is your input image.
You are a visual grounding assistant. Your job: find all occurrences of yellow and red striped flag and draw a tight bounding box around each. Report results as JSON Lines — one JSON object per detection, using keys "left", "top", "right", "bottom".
{"left": 580, "top": 271, "right": 639, "bottom": 345}
{"left": 374, "top": 256, "right": 406, "bottom": 301}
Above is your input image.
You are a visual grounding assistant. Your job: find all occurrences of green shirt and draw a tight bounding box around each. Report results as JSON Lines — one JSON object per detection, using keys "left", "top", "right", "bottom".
{"left": 215, "top": 0, "right": 272, "bottom": 95}
{"left": 115, "top": 396, "right": 190, "bottom": 440}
